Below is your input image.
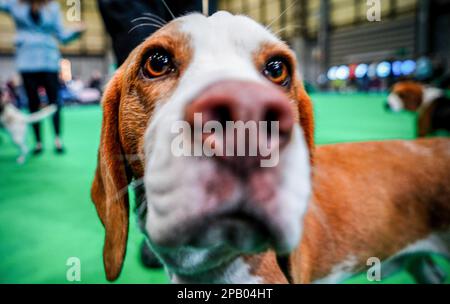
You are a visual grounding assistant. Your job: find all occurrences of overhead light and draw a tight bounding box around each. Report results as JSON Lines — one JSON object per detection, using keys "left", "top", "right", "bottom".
{"left": 376, "top": 61, "right": 391, "bottom": 78}
{"left": 327, "top": 66, "right": 338, "bottom": 80}
{"left": 355, "top": 63, "right": 368, "bottom": 79}
{"left": 336, "top": 65, "right": 350, "bottom": 80}
{"left": 401, "top": 60, "right": 416, "bottom": 75}
{"left": 392, "top": 61, "right": 402, "bottom": 77}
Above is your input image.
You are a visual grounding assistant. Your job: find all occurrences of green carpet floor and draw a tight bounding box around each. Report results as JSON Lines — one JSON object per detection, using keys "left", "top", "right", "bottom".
{"left": 0, "top": 93, "right": 448, "bottom": 284}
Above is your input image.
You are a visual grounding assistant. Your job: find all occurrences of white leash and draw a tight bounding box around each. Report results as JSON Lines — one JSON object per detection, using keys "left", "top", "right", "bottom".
{"left": 202, "top": 0, "right": 209, "bottom": 16}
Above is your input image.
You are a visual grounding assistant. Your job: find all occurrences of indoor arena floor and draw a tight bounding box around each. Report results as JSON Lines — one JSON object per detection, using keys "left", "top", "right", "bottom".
{"left": 1, "top": 93, "right": 449, "bottom": 284}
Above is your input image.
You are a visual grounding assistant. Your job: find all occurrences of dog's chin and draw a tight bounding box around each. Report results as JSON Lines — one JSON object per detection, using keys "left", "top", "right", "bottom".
{"left": 146, "top": 203, "right": 300, "bottom": 276}
{"left": 147, "top": 195, "right": 300, "bottom": 257}
{"left": 145, "top": 167, "right": 307, "bottom": 265}
{"left": 182, "top": 210, "right": 280, "bottom": 253}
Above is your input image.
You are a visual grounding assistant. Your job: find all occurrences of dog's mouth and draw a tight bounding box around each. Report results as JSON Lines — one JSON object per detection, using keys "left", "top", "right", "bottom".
{"left": 147, "top": 192, "right": 296, "bottom": 257}
{"left": 145, "top": 161, "right": 296, "bottom": 255}
{"left": 185, "top": 209, "right": 277, "bottom": 253}
{"left": 143, "top": 140, "right": 310, "bottom": 261}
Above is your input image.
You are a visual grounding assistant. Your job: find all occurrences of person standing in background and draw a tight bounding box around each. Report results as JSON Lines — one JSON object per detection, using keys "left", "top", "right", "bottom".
{"left": 0, "top": 0, "right": 85, "bottom": 154}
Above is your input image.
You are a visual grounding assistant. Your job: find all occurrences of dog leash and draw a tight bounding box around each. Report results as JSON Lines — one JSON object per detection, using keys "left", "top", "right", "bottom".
{"left": 202, "top": 0, "right": 209, "bottom": 16}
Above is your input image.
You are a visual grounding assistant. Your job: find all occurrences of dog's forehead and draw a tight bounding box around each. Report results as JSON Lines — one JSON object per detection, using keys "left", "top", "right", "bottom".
{"left": 178, "top": 11, "right": 279, "bottom": 55}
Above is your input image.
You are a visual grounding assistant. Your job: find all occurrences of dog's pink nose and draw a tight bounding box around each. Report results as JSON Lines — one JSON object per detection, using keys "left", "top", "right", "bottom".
{"left": 185, "top": 80, "right": 294, "bottom": 169}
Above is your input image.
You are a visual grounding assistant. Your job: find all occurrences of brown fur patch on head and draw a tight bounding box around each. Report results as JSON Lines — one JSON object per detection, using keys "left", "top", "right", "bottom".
{"left": 118, "top": 22, "right": 193, "bottom": 177}
{"left": 91, "top": 21, "right": 193, "bottom": 281}
{"left": 392, "top": 81, "right": 424, "bottom": 111}
{"left": 253, "top": 42, "right": 314, "bottom": 159}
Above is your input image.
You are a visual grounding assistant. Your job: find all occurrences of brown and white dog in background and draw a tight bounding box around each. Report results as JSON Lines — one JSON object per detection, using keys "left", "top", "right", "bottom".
{"left": 0, "top": 88, "right": 56, "bottom": 163}
{"left": 387, "top": 81, "right": 450, "bottom": 137}
{"left": 91, "top": 12, "right": 450, "bottom": 283}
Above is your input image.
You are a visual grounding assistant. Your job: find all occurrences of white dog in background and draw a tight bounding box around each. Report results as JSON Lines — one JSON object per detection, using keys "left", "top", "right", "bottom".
{"left": 0, "top": 89, "right": 56, "bottom": 164}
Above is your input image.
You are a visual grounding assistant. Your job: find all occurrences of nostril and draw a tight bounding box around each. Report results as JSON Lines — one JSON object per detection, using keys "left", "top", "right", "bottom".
{"left": 185, "top": 81, "right": 295, "bottom": 164}
{"left": 263, "top": 107, "right": 279, "bottom": 139}
{"left": 263, "top": 106, "right": 292, "bottom": 138}
{"left": 185, "top": 98, "right": 234, "bottom": 129}
{"left": 208, "top": 104, "right": 232, "bottom": 128}
{"left": 264, "top": 107, "right": 280, "bottom": 125}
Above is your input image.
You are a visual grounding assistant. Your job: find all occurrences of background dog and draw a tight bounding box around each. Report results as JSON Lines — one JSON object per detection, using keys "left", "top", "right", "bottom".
{"left": 0, "top": 88, "right": 56, "bottom": 163}
{"left": 387, "top": 81, "right": 450, "bottom": 136}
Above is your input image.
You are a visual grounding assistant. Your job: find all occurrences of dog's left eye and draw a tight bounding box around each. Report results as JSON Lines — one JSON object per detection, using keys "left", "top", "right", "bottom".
{"left": 143, "top": 49, "right": 174, "bottom": 78}
{"left": 263, "top": 58, "right": 290, "bottom": 86}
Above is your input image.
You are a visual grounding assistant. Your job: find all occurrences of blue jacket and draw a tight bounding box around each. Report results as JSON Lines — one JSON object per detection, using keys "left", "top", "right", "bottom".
{"left": 0, "top": 0, "right": 81, "bottom": 72}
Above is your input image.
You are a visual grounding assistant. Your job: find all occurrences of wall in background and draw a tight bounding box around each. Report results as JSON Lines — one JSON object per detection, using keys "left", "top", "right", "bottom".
{"left": 3, "top": 0, "right": 447, "bottom": 86}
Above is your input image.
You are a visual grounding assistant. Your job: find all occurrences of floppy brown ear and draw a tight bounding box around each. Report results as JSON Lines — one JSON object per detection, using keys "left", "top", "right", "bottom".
{"left": 91, "top": 70, "right": 130, "bottom": 281}
{"left": 296, "top": 83, "right": 315, "bottom": 160}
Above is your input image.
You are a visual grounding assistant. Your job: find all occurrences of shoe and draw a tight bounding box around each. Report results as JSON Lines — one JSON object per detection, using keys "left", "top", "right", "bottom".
{"left": 55, "top": 146, "right": 65, "bottom": 154}
{"left": 33, "top": 146, "right": 43, "bottom": 155}
{"left": 54, "top": 137, "right": 65, "bottom": 154}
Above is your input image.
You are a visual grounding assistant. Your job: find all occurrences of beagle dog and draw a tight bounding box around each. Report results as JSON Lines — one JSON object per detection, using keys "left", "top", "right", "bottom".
{"left": 387, "top": 81, "right": 450, "bottom": 137}
{"left": 91, "top": 12, "right": 450, "bottom": 283}
{"left": 0, "top": 88, "right": 56, "bottom": 164}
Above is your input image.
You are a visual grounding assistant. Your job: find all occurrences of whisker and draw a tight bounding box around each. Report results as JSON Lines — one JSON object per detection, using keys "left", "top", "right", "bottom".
{"left": 161, "top": 0, "right": 176, "bottom": 20}
{"left": 142, "top": 12, "right": 168, "bottom": 24}
{"left": 273, "top": 24, "right": 302, "bottom": 36}
{"left": 266, "top": 0, "right": 298, "bottom": 29}
{"left": 128, "top": 23, "right": 163, "bottom": 34}
{"left": 131, "top": 16, "right": 165, "bottom": 27}
{"left": 131, "top": 177, "right": 145, "bottom": 189}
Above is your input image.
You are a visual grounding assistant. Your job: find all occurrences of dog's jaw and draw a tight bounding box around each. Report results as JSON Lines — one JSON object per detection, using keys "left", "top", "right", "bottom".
{"left": 140, "top": 12, "right": 312, "bottom": 283}
{"left": 142, "top": 124, "right": 310, "bottom": 281}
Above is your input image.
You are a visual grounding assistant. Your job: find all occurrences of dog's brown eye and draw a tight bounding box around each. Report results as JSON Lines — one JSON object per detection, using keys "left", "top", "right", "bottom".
{"left": 143, "top": 50, "right": 174, "bottom": 78}
{"left": 263, "top": 58, "right": 290, "bottom": 86}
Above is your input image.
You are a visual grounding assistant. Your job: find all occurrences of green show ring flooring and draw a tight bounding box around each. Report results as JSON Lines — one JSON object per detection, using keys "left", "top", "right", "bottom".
{"left": 0, "top": 93, "right": 448, "bottom": 283}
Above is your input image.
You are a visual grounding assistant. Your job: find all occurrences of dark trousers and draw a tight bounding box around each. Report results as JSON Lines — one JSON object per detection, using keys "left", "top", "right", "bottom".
{"left": 21, "top": 72, "right": 61, "bottom": 143}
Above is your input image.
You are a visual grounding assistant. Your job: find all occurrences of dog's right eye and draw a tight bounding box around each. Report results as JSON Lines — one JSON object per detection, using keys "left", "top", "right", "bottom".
{"left": 263, "top": 57, "right": 291, "bottom": 87}
{"left": 143, "top": 49, "right": 174, "bottom": 79}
